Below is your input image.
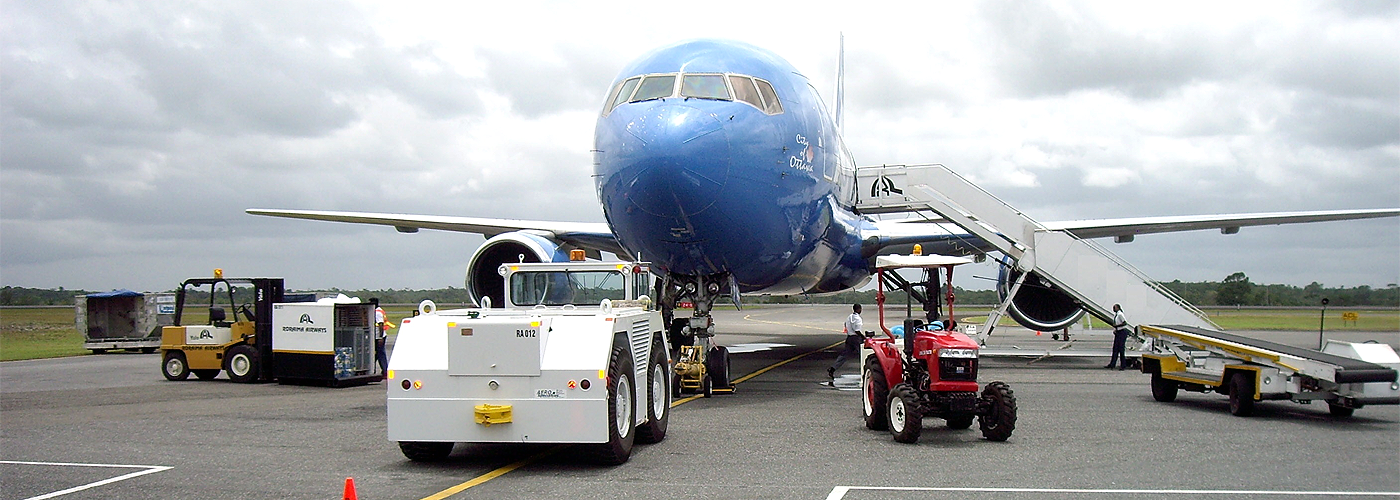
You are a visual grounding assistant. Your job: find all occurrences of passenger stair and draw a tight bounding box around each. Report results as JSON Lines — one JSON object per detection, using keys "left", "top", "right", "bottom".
{"left": 855, "top": 164, "right": 1219, "bottom": 336}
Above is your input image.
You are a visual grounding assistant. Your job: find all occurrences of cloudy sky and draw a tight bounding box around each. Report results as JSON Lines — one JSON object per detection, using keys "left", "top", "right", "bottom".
{"left": 3, "top": 1, "right": 1397, "bottom": 294}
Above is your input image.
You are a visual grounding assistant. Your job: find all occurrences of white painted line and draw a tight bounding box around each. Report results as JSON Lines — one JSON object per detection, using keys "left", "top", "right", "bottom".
{"left": 826, "top": 485, "right": 1400, "bottom": 499}
{"left": 0, "top": 460, "right": 173, "bottom": 500}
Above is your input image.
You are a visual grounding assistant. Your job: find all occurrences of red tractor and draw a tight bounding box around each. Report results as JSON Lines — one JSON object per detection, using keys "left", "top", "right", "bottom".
{"left": 860, "top": 253, "right": 1017, "bottom": 443}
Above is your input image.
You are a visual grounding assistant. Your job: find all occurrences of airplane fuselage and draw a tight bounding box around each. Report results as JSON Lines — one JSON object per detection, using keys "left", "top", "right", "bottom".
{"left": 594, "top": 39, "right": 869, "bottom": 295}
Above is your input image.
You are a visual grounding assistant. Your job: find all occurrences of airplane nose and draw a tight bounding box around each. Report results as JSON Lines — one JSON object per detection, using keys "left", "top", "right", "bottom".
{"left": 614, "top": 103, "right": 730, "bottom": 218}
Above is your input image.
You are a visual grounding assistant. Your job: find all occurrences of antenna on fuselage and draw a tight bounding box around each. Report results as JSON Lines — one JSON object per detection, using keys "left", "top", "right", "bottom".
{"left": 834, "top": 32, "right": 845, "bottom": 133}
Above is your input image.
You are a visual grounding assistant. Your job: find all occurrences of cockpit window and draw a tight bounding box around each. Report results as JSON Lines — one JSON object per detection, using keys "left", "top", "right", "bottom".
{"left": 631, "top": 74, "right": 676, "bottom": 102}
{"left": 682, "top": 74, "right": 730, "bottom": 100}
{"left": 729, "top": 75, "right": 762, "bottom": 110}
{"left": 606, "top": 77, "right": 641, "bottom": 114}
{"left": 755, "top": 79, "right": 783, "bottom": 114}
{"left": 602, "top": 72, "right": 782, "bottom": 115}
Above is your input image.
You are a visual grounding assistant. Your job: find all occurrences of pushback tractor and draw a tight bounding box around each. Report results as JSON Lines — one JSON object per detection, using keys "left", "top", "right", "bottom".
{"left": 386, "top": 256, "right": 670, "bottom": 465}
{"left": 860, "top": 252, "right": 1017, "bottom": 444}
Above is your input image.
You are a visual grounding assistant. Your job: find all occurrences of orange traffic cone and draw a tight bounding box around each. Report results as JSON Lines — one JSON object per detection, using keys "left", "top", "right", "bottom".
{"left": 343, "top": 477, "right": 358, "bottom": 500}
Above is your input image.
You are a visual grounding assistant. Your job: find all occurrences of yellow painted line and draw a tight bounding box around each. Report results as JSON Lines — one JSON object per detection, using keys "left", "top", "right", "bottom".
{"left": 422, "top": 335, "right": 846, "bottom": 499}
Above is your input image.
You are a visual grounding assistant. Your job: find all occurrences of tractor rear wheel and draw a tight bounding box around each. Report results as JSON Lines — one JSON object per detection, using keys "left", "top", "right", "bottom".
{"left": 887, "top": 383, "right": 922, "bottom": 444}
{"left": 193, "top": 369, "right": 220, "bottom": 381}
{"left": 162, "top": 351, "right": 190, "bottom": 381}
{"left": 225, "top": 344, "right": 259, "bottom": 383}
{"left": 1151, "top": 373, "right": 1178, "bottom": 402}
{"left": 862, "top": 355, "right": 888, "bottom": 430}
{"left": 1227, "top": 373, "right": 1255, "bottom": 417}
{"left": 399, "top": 441, "right": 453, "bottom": 462}
{"left": 589, "top": 342, "right": 636, "bottom": 465}
{"left": 978, "top": 381, "right": 1017, "bottom": 442}
{"left": 636, "top": 338, "right": 670, "bottom": 444}
{"left": 946, "top": 415, "right": 974, "bottom": 429}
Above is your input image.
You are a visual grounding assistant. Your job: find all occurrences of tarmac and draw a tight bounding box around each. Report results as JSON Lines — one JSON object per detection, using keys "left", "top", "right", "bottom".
{"left": 2, "top": 304, "right": 1397, "bottom": 499}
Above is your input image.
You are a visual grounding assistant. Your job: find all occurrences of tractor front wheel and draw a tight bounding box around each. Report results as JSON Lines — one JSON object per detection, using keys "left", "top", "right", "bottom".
{"left": 978, "top": 381, "right": 1017, "bottom": 441}
{"left": 887, "top": 383, "right": 922, "bottom": 444}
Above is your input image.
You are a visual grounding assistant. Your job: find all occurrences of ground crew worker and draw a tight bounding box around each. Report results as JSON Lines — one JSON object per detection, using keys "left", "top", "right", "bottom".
{"left": 375, "top": 305, "right": 394, "bottom": 374}
{"left": 828, "top": 303, "right": 865, "bottom": 385}
{"left": 1105, "top": 303, "right": 1130, "bottom": 370}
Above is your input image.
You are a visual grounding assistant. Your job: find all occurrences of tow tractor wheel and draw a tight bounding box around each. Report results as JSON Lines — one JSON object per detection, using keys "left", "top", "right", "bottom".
{"left": 862, "top": 355, "right": 888, "bottom": 430}
{"left": 225, "top": 344, "right": 259, "bottom": 383}
{"left": 1150, "top": 373, "right": 1179, "bottom": 402}
{"left": 162, "top": 351, "right": 190, "bottom": 381}
{"left": 590, "top": 342, "right": 636, "bottom": 465}
{"left": 707, "top": 346, "right": 731, "bottom": 389}
{"left": 887, "top": 383, "right": 922, "bottom": 444}
{"left": 1227, "top": 372, "right": 1255, "bottom": 417}
{"left": 978, "top": 381, "right": 1017, "bottom": 442}
{"left": 193, "top": 369, "right": 220, "bottom": 381}
{"left": 946, "top": 415, "right": 974, "bottom": 430}
{"left": 636, "top": 338, "right": 670, "bottom": 444}
{"left": 1327, "top": 402, "right": 1355, "bottom": 418}
{"left": 701, "top": 373, "right": 713, "bottom": 398}
{"left": 399, "top": 441, "right": 453, "bottom": 462}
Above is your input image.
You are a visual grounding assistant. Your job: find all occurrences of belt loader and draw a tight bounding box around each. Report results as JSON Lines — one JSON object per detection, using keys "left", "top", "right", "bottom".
{"left": 1139, "top": 325, "right": 1399, "bottom": 417}
{"left": 387, "top": 256, "right": 670, "bottom": 465}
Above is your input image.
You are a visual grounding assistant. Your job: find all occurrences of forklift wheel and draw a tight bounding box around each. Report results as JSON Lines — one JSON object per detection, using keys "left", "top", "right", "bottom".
{"left": 225, "top": 345, "right": 259, "bottom": 383}
{"left": 162, "top": 351, "right": 190, "bottom": 381}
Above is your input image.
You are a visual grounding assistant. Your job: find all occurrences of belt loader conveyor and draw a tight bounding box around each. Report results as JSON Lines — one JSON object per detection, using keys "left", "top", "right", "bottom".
{"left": 1138, "top": 324, "right": 1399, "bottom": 418}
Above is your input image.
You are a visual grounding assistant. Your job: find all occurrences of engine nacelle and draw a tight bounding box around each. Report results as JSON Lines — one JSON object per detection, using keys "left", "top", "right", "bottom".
{"left": 466, "top": 232, "right": 570, "bottom": 307}
{"left": 997, "top": 266, "right": 1085, "bottom": 331}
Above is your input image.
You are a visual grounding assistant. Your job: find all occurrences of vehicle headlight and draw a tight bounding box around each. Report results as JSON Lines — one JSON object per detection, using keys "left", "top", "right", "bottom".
{"left": 940, "top": 348, "right": 978, "bottom": 359}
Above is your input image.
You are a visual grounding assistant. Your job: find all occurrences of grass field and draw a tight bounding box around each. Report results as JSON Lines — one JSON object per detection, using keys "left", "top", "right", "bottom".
{"left": 3, "top": 305, "right": 1396, "bottom": 362}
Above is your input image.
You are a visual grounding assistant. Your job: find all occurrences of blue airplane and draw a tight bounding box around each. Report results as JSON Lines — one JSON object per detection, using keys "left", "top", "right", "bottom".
{"left": 250, "top": 39, "right": 1398, "bottom": 387}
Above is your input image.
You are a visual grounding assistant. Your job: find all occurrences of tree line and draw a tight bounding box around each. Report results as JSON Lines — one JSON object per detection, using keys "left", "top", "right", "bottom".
{"left": 5, "top": 273, "right": 1395, "bottom": 307}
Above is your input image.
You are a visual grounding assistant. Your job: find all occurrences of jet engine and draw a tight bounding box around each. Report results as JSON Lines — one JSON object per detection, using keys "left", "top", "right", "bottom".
{"left": 466, "top": 232, "right": 569, "bottom": 307}
{"left": 996, "top": 265, "right": 1086, "bottom": 331}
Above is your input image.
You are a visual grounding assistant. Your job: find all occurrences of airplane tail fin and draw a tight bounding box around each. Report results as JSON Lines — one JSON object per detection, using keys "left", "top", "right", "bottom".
{"left": 834, "top": 33, "right": 845, "bottom": 133}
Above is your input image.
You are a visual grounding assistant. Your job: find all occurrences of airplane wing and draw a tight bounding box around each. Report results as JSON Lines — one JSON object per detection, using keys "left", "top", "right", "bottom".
{"left": 864, "top": 208, "right": 1400, "bottom": 253}
{"left": 245, "top": 209, "right": 626, "bottom": 256}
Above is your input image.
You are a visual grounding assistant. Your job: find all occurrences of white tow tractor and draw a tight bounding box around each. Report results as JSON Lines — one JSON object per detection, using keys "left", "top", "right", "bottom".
{"left": 387, "top": 255, "right": 670, "bottom": 465}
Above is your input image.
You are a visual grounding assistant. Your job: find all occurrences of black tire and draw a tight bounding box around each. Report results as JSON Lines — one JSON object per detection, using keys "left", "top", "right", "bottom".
{"left": 946, "top": 415, "right": 975, "bottom": 430}
{"left": 707, "top": 346, "right": 731, "bottom": 389}
{"left": 978, "top": 381, "right": 1017, "bottom": 442}
{"left": 141, "top": 347, "right": 157, "bottom": 354}
{"left": 1151, "top": 373, "right": 1179, "bottom": 402}
{"left": 399, "top": 441, "right": 453, "bottom": 462}
{"left": 193, "top": 369, "right": 220, "bottom": 381}
{"left": 162, "top": 351, "right": 190, "bottom": 381}
{"left": 225, "top": 344, "right": 260, "bottom": 383}
{"left": 1327, "top": 402, "right": 1355, "bottom": 418}
{"left": 589, "top": 342, "right": 636, "bottom": 465}
{"left": 701, "top": 373, "right": 713, "bottom": 398}
{"left": 92, "top": 349, "right": 108, "bottom": 354}
{"left": 887, "top": 383, "right": 922, "bottom": 444}
{"left": 1227, "top": 372, "right": 1255, "bottom": 417}
{"left": 636, "top": 338, "right": 670, "bottom": 444}
{"left": 862, "top": 355, "right": 889, "bottom": 430}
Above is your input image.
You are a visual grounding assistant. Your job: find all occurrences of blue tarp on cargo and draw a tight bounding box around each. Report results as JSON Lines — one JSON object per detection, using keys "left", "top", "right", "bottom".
{"left": 86, "top": 289, "right": 143, "bottom": 299}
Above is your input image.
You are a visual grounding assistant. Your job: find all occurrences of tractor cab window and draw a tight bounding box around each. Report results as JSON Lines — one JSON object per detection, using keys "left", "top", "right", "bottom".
{"left": 510, "top": 271, "right": 627, "bottom": 307}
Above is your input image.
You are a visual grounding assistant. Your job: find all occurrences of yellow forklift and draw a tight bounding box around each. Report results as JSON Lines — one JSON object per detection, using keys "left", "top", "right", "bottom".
{"left": 159, "top": 271, "right": 284, "bottom": 383}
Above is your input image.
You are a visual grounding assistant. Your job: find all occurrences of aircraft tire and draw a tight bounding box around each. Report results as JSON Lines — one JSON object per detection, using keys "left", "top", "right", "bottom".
{"left": 887, "top": 383, "right": 921, "bottom": 443}
{"left": 978, "top": 381, "right": 1017, "bottom": 442}
{"left": 162, "top": 351, "right": 190, "bottom": 381}
{"left": 590, "top": 342, "right": 636, "bottom": 465}
{"left": 701, "top": 373, "right": 712, "bottom": 398}
{"left": 225, "top": 344, "right": 259, "bottom": 383}
{"left": 1151, "top": 373, "right": 1178, "bottom": 402}
{"left": 399, "top": 441, "right": 453, "bottom": 462}
{"left": 862, "top": 355, "right": 888, "bottom": 430}
{"left": 636, "top": 337, "right": 670, "bottom": 444}
{"left": 1228, "top": 373, "right": 1255, "bottom": 417}
{"left": 193, "top": 369, "right": 220, "bottom": 381}
{"left": 707, "top": 346, "right": 730, "bottom": 389}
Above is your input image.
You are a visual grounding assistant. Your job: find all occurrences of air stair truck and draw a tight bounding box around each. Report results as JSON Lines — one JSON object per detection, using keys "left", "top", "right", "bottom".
{"left": 387, "top": 256, "right": 671, "bottom": 465}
